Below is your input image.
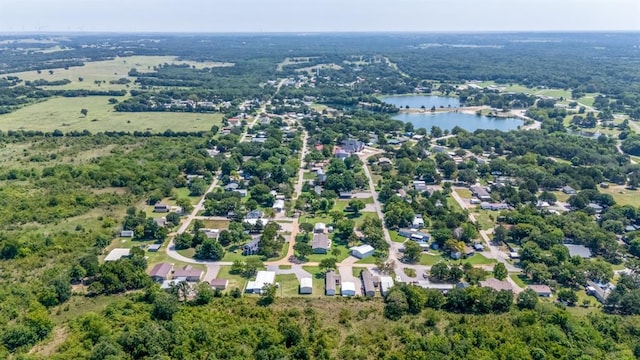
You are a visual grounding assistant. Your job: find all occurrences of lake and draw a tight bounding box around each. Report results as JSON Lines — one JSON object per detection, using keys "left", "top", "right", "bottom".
{"left": 393, "top": 111, "right": 523, "bottom": 132}
{"left": 381, "top": 95, "right": 461, "bottom": 109}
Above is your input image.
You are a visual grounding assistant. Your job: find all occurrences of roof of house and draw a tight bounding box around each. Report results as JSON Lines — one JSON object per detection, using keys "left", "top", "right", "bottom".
{"left": 341, "top": 281, "right": 356, "bottom": 293}
{"left": 149, "top": 263, "right": 173, "bottom": 278}
{"left": 210, "top": 279, "right": 229, "bottom": 287}
{"left": 564, "top": 244, "right": 592, "bottom": 258}
{"left": 246, "top": 210, "right": 264, "bottom": 219}
{"left": 314, "top": 222, "right": 326, "bottom": 230}
{"left": 300, "top": 277, "right": 313, "bottom": 289}
{"left": 471, "top": 185, "right": 490, "bottom": 198}
{"left": 479, "top": 278, "right": 513, "bottom": 292}
{"left": 273, "top": 199, "right": 285, "bottom": 209}
{"left": 104, "top": 248, "right": 131, "bottom": 262}
{"left": 527, "top": 284, "right": 552, "bottom": 294}
{"left": 312, "top": 233, "right": 330, "bottom": 250}
{"left": 326, "top": 271, "right": 338, "bottom": 292}
{"left": 148, "top": 244, "right": 161, "bottom": 251}
{"left": 173, "top": 265, "right": 203, "bottom": 280}
{"left": 361, "top": 269, "right": 376, "bottom": 293}
{"left": 350, "top": 244, "right": 375, "bottom": 255}
{"left": 254, "top": 271, "right": 276, "bottom": 287}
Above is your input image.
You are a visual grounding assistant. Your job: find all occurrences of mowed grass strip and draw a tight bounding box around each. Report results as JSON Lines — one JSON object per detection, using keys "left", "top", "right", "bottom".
{"left": 0, "top": 96, "right": 223, "bottom": 132}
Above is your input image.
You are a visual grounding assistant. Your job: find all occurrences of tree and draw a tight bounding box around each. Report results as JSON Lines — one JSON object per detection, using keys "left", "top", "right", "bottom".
{"left": 175, "top": 198, "right": 193, "bottom": 214}
{"left": 293, "top": 241, "right": 312, "bottom": 260}
{"left": 558, "top": 289, "right": 578, "bottom": 306}
{"left": 348, "top": 199, "right": 366, "bottom": 216}
{"left": 430, "top": 262, "right": 450, "bottom": 282}
{"left": 152, "top": 292, "right": 178, "bottom": 320}
{"left": 517, "top": 288, "right": 539, "bottom": 310}
{"left": 194, "top": 238, "right": 225, "bottom": 260}
{"left": 403, "top": 241, "right": 422, "bottom": 264}
{"left": 383, "top": 287, "right": 409, "bottom": 320}
{"left": 174, "top": 233, "right": 193, "bottom": 250}
{"left": 258, "top": 284, "right": 277, "bottom": 306}
{"left": 493, "top": 263, "right": 508, "bottom": 280}
{"left": 319, "top": 257, "right": 338, "bottom": 272}
{"left": 81, "top": 108, "right": 88, "bottom": 117}
{"left": 194, "top": 282, "right": 215, "bottom": 305}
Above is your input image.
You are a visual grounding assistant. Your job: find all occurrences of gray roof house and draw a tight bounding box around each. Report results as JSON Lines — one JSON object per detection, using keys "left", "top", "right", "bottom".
{"left": 312, "top": 233, "right": 331, "bottom": 254}
{"left": 243, "top": 237, "right": 261, "bottom": 255}
{"left": 361, "top": 269, "right": 376, "bottom": 297}
{"left": 173, "top": 265, "right": 203, "bottom": 282}
{"left": 564, "top": 244, "right": 592, "bottom": 258}
{"left": 325, "top": 271, "right": 340, "bottom": 296}
{"left": 154, "top": 203, "right": 171, "bottom": 213}
{"left": 341, "top": 139, "right": 365, "bottom": 153}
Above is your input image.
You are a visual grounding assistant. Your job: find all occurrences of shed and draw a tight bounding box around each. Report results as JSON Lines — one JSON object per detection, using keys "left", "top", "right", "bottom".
{"left": 299, "top": 277, "right": 313, "bottom": 294}
{"left": 147, "top": 244, "right": 161, "bottom": 252}
{"left": 120, "top": 230, "right": 134, "bottom": 238}
{"left": 314, "top": 223, "right": 326, "bottom": 233}
{"left": 341, "top": 281, "right": 356, "bottom": 296}
{"left": 149, "top": 262, "right": 173, "bottom": 282}
{"left": 350, "top": 244, "right": 375, "bottom": 259}
{"left": 379, "top": 276, "right": 394, "bottom": 296}
{"left": 210, "top": 279, "right": 229, "bottom": 290}
{"left": 154, "top": 203, "right": 170, "bottom": 213}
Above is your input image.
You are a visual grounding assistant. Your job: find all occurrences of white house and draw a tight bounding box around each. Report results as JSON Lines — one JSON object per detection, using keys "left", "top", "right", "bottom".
{"left": 246, "top": 271, "right": 276, "bottom": 294}
{"left": 350, "top": 244, "right": 375, "bottom": 259}
{"left": 379, "top": 276, "right": 394, "bottom": 296}
{"left": 314, "top": 222, "right": 326, "bottom": 233}
{"left": 412, "top": 215, "right": 425, "bottom": 229}
{"left": 341, "top": 281, "right": 356, "bottom": 296}
{"left": 104, "top": 248, "right": 131, "bottom": 262}
{"left": 272, "top": 199, "right": 285, "bottom": 213}
{"left": 299, "top": 277, "right": 313, "bottom": 294}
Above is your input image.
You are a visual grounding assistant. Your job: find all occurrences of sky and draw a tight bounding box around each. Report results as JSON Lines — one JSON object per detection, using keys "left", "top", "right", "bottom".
{"left": 0, "top": 0, "right": 638, "bottom": 33}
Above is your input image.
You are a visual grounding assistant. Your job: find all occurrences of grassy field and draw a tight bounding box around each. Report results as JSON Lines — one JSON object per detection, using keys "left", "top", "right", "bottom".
{"left": 306, "top": 244, "right": 350, "bottom": 262}
{"left": 464, "top": 253, "right": 496, "bottom": 265}
{"left": 0, "top": 96, "right": 223, "bottom": 132}
{"left": 420, "top": 253, "right": 445, "bottom": 265}
{"left": 455, "top": 188, "right": 473, "bottom": 199}
{"left": 389, "top": 230, "right": 407, "bottom": 244}
{"left": 6, "top": 55, "right": 233, "bottom": 91}
{"left": 473, "top": 210, "right": 497, "bottom": 230}
{"left": 217, "top": 266, "right": 249, "bottom": 292}
{"left": 599, "top": 185, "right": 640, "bottom": 207}
{"left": 275, "top": 274, "right": 301, "bottom": 297}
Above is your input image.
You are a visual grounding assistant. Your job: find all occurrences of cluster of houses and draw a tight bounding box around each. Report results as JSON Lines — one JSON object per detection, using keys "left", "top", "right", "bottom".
{"left": 325, "top": 269, "right": 394, "bottom": 297}
{"left": 334, "top": 139, "right": 365, "bottom": 160}
{"left": 147, "top": 262, "right": 230, "bottom": 291}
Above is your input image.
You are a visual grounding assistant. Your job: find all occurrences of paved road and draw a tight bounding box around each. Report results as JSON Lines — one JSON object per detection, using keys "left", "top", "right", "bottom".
{"left": 293, "top": 130, "right": 309, "bottom": 200}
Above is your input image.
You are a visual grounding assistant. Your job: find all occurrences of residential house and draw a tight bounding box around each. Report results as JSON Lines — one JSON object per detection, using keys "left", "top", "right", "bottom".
{"left": 246, "top": 271, "right": 276, "bottom": 294}
{"left": 316, "top": 169, "right": 327, "bottom": 183}
{"left": 155, "top": 217, "right": 167, "bottom": 227}
{"left": 586, "top": 281, "right": 613, "bottom": 303}
{"left": 243, "top": 238, "right": 261, "bottom": 255}
{"left": 527, "top": 284, "right": 552, "bottom": 297}
{"left": 479, "top": 278, "right": 513, "bottom": 292}
{"left": 415, "top": 281, "right": 454, "bottom": 292}
{"left": 246, "top": 210, "right": 264, "bottom": 220}
{"left": 334, "top": 148, "right": 349, "bottom": 160}
{"left": 481, "top": 202, "right": 509, "bottom": 211}
{"left": 562, "top": 186, "right": 577, "bottom": 195}
{"left": 412, "top": 215, "right": 425, "bottom": 229}
{"left": 224, "top": 182, "right": 239, "bottom": 191}
{"left": 173, "top": 265, "right": 203, "bottom": 282}
{"left": 210, "top": 279, "right": 229, "bottom": 290}
{"left": 154, "top": 203, "right": 171, "bottom": 213}
{"left": 299, "top": 277, "right": 313, "bottom": 294}
{"left": 379, "top": 276, "right": 394, "bottom": 296}
{"left": 564, "top": 244, "right": 592, "bottom": 259}
{"left": 341, "top": 281, "right": 356, "bottom": 296}
{"left": 312, "top": 233, "right": 331, "bottom": 254}
{"left": 378, "top": 157, "right": 392, "bottom": 165}
{"left": 314, "top": 186, "right": 323, "bottom": 196}
{"left": 470, "top": 185, "right": 492, "bottom": 201}
{"left": 339, "top": 192, "right": 353, "bottom": 199}
{"left": 149, "top": 263, "right": 173, "bottom": 282}
{"left": 361, "top": 269, "right": 376, "bottom": 297}
{"left": 588, "top": 203, "right": 604, "bottom": 213}
{"left": 325, "top": 271, "right": 340, "bottom": 296}
{"left": 350, "top": 244, "right": 375, "bottom": 259}
{"left": 272, "top": 199, "right": 285, "bottom": 213}
{"left": 341, "top": 139, "right": 364, "bottom": 153}
{"left": 120, "top": 230, "right": 134, "bottom": 238}
{"left": 314, "top": 222, "right": 326, "bottom": 233}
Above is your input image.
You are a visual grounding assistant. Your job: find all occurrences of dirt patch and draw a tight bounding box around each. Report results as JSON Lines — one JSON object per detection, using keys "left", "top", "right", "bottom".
{"left": 29, "top": 326, "right": 68, "bottom": 356}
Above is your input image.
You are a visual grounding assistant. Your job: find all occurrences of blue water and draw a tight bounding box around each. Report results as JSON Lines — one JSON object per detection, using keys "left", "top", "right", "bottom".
{"left": 381, "top": 95, "right": 461, "bottom": 109}
{"left": 393, "top": 111, "right": 523, "bottom": 132}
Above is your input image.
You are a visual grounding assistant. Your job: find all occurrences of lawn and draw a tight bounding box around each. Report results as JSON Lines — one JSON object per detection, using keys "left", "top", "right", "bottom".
{"left": 216, "top": 266, "right": 250, "bottom": 292}
{"left": 356, "top": 255, "right": 381, "bottom": 264}
{"left": 455, "top": 188, "right": 473, "bottom": 199}
{"left": 598, "top": 186, "right": 640, "bottom": 207}
{"left": 306, "top": 244, "right": 351, "bottom": 262}
{"left": 389, "top": 230, "right": 407, "bottom": 244}
{"left": 6, "top": 55, "right": 233, "bottom": 91}
{"left": 303, "top": 172, "right": 316, "bottom": 180}
{"left": 463, "top": 253, "right": 497, "bottom": 265}
{"left": 275, "top": 274, "right": 301, "bottom": 297}
{"left": 0, "top": 96, "right": 223, "bottom": 132}
{"left": 420, "top": 253, "right": 445, "bottom": 265}
{"left": 173, "top": 187, "right": 203, "bottom": 205}
{"left": 473, "top": 210, "right": 496, "bottom": 230}
{"left": 509, "top": 274, "right": 532, "bottom": 288}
